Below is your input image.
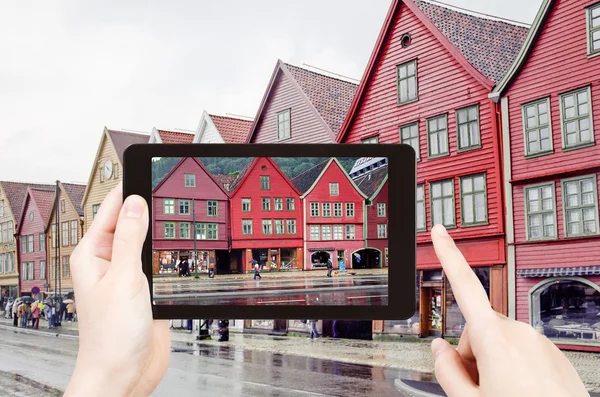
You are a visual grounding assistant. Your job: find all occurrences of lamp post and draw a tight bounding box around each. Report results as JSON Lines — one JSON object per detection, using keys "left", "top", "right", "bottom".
{"left": 193, "top": 198, "right": 198, "bottom": 279}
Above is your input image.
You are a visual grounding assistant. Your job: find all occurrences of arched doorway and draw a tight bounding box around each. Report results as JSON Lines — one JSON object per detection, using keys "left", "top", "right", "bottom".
{"left": 351, "top": 248, "right": 382, "bottom": 269}
{"left": 530, "top": 277, "right": 600, "bottom": 342}
{"left": 311, "top": 251, "right": 331, "bottom": 268}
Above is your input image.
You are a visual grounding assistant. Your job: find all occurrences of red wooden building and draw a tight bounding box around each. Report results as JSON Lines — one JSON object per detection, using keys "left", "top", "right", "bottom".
{"left": 152, "top": 158, "right": 231, "bottom": 275}
{"left": 291, "top": 158, "right": 367, "bottom": 270}
{"left": 16, "top": 187, "right": 55, "bottom": 298}
{"left": 491, "top": 0, "right": 600, "bottom": 351}
{"left": 228, "top": 157, "right": 304, "bottom": 273}
{"left": 337, "top": 0, "right": 528, "bottom": 338}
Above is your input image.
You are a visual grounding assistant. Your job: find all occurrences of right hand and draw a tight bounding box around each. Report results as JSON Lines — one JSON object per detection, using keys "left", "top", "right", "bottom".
{"left": 430, "top": 224, "right": 589, "bottom": 397}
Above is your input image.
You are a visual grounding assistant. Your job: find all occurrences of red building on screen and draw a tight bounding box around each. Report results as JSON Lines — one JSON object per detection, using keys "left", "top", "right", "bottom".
{"left": 152, "top": 157, "right": 231, "bottom": 274}
{"left": 228, "top": 157, "right": 304, "bottom": 273}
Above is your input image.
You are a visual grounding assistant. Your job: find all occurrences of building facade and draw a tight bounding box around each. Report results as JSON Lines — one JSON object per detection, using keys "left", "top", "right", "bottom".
{"left": 492, "top": 0, "right": 600, "bottom": 350}
{"left": 337, "top": 0, "right": 529, "bottom": 338}
{"left": 194, "top": 111, "right": 253, "bottom": 144}
{"left": 152, "top": 157, "right": 231, "bottom": 274}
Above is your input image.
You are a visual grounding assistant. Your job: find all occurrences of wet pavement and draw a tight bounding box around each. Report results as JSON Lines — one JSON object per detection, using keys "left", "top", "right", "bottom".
{"left": 153, "top": 274, "right": 388, "bottom": 305}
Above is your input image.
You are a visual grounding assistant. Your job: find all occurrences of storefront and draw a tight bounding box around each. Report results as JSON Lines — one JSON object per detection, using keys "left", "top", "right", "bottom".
{"left": 243, "top": 319, "right": 289, "bottom": 335}
{"left": 154, "top": 250, "right": 213, "bottom": 274}
{"left": 241, "top": 247, "right": 303, "bottom": 273}
{"left": 307, "top": 248, "right": 349, "bottom": 270}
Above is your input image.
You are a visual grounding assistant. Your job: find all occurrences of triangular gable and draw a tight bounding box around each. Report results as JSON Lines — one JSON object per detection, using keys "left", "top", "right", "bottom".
{"left": 299, "top": 158, "right": 369, "bottom": 200}
{"left": 245, "top": 60, "right": 336, "bottom": 143}
{"left": 152, "top": 157, "right": 231, "bottom": 198}
{"left": 81, "top": 127, "right": 109, "bottom": 207}
{"left": 60, "top": 182, "right": 86, "bottom": 218}
{"left": 228, "top": 157, "right": 302, "bottom": 198}
{"left": 194, "top": 111, "right": 223, "bottom": 143}
{"left": 490, "top": 0, "right": 554, "bottom": 101}
{"left": 16, "top": 186, "right": 56, "bottom": 235}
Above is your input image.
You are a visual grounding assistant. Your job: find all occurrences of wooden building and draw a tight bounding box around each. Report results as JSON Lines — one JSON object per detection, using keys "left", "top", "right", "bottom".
{"left": 149, "top": 128, "right": 195, "bottom": 144}
{"left": 194, "top": 111, "right": 253, "bottom": 144}
{"left": 228, "top": 157, "right": 304, "bottom": 273}
{"left": 246, "top": 60, "right": 358, "bottom": 144}
{"left": 47, "top": 182, "right": 86, "bottom": 296}
{"left": 291, "top": 158, "right": 367, "bottom": 270}
{"left": 337, "top": 0, "right": 529, "bottom": 338}
{"left": 152, "top": 158, "right": 231, "bottom": 274}
{"left": 16, "top": 187, "right": 55, "bottom": 298}
{"left": 491, "top": 0, "right": 600, "bottom": 351}
{"left": 81, "top": 128, "right": 149, "bottom": 234}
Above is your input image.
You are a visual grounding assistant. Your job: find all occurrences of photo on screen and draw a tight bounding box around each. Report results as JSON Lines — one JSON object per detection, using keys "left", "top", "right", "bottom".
{"left": 150, "top": 156, "right": 389, "bottom": 306}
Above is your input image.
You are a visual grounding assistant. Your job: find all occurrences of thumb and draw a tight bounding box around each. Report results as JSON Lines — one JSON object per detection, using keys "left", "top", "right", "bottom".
{"left": 432, "top": 338, "right": 479, "bottom": 397}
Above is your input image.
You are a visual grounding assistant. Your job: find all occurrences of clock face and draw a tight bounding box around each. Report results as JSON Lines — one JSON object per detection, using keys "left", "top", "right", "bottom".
{"left": 104, "top": 160, "right": 113, "bottom": 179}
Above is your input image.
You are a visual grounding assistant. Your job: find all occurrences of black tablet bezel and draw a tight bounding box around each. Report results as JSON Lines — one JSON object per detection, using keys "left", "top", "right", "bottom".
{"left": 123, "top": 143, "right": 415, "bottom": 320}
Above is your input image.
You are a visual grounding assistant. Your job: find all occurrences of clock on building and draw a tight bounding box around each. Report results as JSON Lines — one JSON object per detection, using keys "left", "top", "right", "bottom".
{"left": 104, "top": 160, "right": 113, "bottom": 180}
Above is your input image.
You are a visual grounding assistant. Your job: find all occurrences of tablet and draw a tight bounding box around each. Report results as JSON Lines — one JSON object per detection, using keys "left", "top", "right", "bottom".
{"left": 123, "top": 144, "right": 415, "bottom": 320}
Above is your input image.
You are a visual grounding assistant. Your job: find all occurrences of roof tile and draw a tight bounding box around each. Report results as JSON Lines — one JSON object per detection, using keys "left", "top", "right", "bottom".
{"left": 106, "top": 129, "right": 150, "bottom": 163}
{"left": 290, "top": 160, "right": 330, "bottom": 194}
{"left": 210, "top": 115, "right": 253, "bottom": 143}
{"left": 30, "top": 188, "right": 56, "bottom": 228}
{"left": 62, "top": 183, "right": 86, "bottom": 217}
{"left": 353, "top": 165, "right": 388, "bottom": 198}
{"left": 1, "top": 182, "right": 55, "bottom": 226}
{"left": 157, "top": 130, "right": 195, "bottom": 144}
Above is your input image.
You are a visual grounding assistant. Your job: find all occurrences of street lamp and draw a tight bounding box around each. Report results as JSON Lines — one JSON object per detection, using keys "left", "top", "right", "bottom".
{"left": 193, "top": 198, "right": 198, "bottom": 279}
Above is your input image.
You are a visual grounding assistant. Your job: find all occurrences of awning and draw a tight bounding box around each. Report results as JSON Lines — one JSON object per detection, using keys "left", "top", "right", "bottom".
{"left": 517, "top": 266, "right": 600, "bottom": 278}
{"left": 308, "top": 248, "right": 335, "bottom": 252}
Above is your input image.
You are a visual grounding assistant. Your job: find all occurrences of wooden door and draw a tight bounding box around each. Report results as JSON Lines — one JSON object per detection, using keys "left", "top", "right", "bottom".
{"left": 420, "top": 287, "right": 430, "bottom": 338}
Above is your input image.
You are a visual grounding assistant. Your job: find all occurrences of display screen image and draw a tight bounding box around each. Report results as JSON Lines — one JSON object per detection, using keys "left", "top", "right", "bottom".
{"left": 150, "top": 156, "right": 390, "bottom": 306}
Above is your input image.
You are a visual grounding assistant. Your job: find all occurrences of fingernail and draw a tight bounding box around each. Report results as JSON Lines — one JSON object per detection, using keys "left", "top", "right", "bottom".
{"left": 124, "top": 196, "right": 145, "bottom": 219}
{"left": 431, "top": 338, "right": 446, "bottom": 359}
{"left": 434, "top": 224, "right": 448, "bottom": 237}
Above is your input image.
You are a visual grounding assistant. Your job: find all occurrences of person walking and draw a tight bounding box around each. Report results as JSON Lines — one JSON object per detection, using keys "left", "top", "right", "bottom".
{"left": 31, "top": 302, "right": 40, "bottom": 329}
{"left": 18, "top": 303, "right": 29, "bottom": 328}
{"left": 252, "top": 261, "right": 262, "bottom": 280}
{"left": 12, "top": 300, "right": 20, "bottom": 326}
{"left": 4, "top": 298, "right": 13, "bottom": 319}
{"left": 66, "top": 301, "right": 75, "bottom": 322}
{"left": 44, "top": 303, "right": 54, "bottom": 329}
{"left": 326, "top": 258, "right": 333, "bottom": 277}
{"left": 308, "top": 320, "right": 320, "bottom": 340}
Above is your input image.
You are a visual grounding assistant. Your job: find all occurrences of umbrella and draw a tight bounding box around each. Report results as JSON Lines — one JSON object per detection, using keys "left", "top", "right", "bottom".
{"left": 63, "top": 299, "right": 74, "bottom": 304}
{"left": 21, "top": 297, "right": 35, "bottom": 304}
{"left": 249, "top": 259, "right": 258, "bottom": 265}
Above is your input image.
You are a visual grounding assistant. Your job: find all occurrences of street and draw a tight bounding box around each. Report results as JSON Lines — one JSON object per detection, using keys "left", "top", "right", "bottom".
{"left": 153, "top": 274, "right": 388, "bottom": 305}
{"left": 0, "top": 327, "right": 415, "bottom": 396}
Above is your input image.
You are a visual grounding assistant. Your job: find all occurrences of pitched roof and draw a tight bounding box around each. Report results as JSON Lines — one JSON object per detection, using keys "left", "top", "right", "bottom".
{"left": 413, "top": 0, "right": 529, "bottom": 84}
{"left": 1, "top": 182, "right": 54, "bottom": 225}
{"left": 283, "top": 63, "right": 358, "bottom": 136}
{"left": 29, "top": 188, "right": 56, "bottom": 228}
{"left": 157, "top": 130, "right": 195, "bottom": 144}
{"left": 209, "top": 115, "right": 253, "bottom": 143}
{"left": 62, "top": 183, "right": 86, "bottom": 216}
{"left": 289, "top": 160, "right": 330, "bottom": 194}
{"left": 106, "top": 129, "right": 150, "bottom": 163}
{"left": 212, "top": 174, "right": 237, "bottom": 191}
{"left": 228, "top": 160, "right": 255, "bottom": 192}
{"left": 353, "top": 165, "right": 388, "bottom": 198}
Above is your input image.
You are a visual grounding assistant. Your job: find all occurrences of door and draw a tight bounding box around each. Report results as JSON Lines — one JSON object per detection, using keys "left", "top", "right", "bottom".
{"left": 429, "top": 289, "right": 443, "bottom": 337}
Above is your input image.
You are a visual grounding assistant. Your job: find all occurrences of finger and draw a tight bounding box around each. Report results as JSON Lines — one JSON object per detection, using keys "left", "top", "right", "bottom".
{"left": 431, "top": 225, "right": 493, "bottom": 328}
{"left": 456, "top": 325, "right": 479, "bottom": 384}
{"left": 104, "top": 195, "right": 149, "bottom": 288}
{"left": 432, "top": 338, "right": 479, "bottom": 397}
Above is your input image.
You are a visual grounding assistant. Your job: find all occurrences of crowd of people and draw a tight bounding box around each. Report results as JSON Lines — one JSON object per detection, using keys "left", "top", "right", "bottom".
{"left": 1, "top": 295, "right": 76, "bottom": 329}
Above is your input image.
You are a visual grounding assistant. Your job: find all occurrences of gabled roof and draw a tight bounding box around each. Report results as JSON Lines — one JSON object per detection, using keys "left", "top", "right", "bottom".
{"left": 246, "top": 60, "right": 358, "bottom": 143}
{"left": 62, "top": 183, "right": 86, "bottom": 217}
{"left": 228, "top": 161, "right": 253, "bottom": 192}
{"left": 16, "top": 186, "right": 56, "bottom": 234}
{"left": 491, "top": 0, "right": 554, "bottom": 100}
{"left": 152, "top": 157, "right": 230, "bottom": 198}
{"left": 353, "top": 165, "right": 389, "bottom": 199}
{"left": 0, "top": 181, "right": 54, "bottom": 226}
{"left": 210, "top": 115, "right": 253, "bottom": 143}
{"left": 151, "top": 128, "right": 195, "bottom": 144}
{"left": 229, "top": 157, "right": 301, "bottom": 197}
{"left": 336, "top": 0, "right": 529, "bottom": 142}
{"left": 212, "top": 174, "right": 237, "bottom": 191}
{"left": 290, "top": 158, "right": 368, "bottom": 200}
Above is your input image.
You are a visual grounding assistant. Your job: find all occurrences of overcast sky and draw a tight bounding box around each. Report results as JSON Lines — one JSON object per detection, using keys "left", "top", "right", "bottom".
{"left": 1, "top": 0, "right": 542, "bottom": 184}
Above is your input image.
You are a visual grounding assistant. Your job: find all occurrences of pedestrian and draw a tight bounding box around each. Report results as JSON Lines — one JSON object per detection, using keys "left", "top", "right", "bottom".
{"left": 308, "top": 320, "right": 320, "bottom": 340}
{"left": 253, "top": 261, "right": 262, "bottom": 280}
{"left": 12, "top": 299, "right": 20, "bottom": 326}
{"left": 32, "top": 302, "right": 40, "bottom": 329}
{"left": 60, "top": 299, "right": 67, "bottom": 322}
{"left": 66, "top": 301, "right": 75, "bottom": 322}
{"left": 186, "top": 319, "right": 193, "bottom": 333}
{"left": 44, "top": 303, "right": 54, "bottom": 329}
{"left": 326, "top": 257, "right": 333, "bottom": 277}
{"left": 18, "top": 302, "right": 29, "bottom": 328}
{"left": 4, "top": 298, "right": 13, "bottom": 319}
{"left": 54, "top": 300, "right": 61, "bottom": 326}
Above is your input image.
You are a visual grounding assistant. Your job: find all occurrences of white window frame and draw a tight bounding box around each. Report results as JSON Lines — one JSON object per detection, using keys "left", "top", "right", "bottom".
{"left": 396, "top": 59, "right": 418, "bottom": 105}
{"left": 377, "top": 203, "right": 386, "bottom": 217}
{"left": 377, "top": 224, "right": 387, "bottom": 238}
{"left": 345, "top": 225, "right": 355, "bottom": 240}
{"left": 459, "top": 174, "right": 488, "bottom": 226}
{"left": 322, "top": 202, "right": 331, "bottom": 217}
{"left": 274, "top": 219, "right": 285, "bottom": 235}
{"left": 242, "top": 198, "right": 251, "bottom": 212}
{"left": 333, "top": 225, "right": 343, "bottom": 240}
{"left": 329, "top": 183, "right": 339, "bottom": 196}
{"left": 286, "top": 219, "right": 296, "bottom": 234}
{"left": 262, "top": 219, "right": 272, "bottom": 235}
{"left": 321, "top": 225, "right": 332, "bottom": 240}
{"left": 333, "top": 203, "right": 342, "bottom": 218}
{"left": 561, "top": 175, "right": 600, "bottom": 238}
{"left": 277, "top": 109, "right": 291, "bottom": 141}
{"left": 262, "top": 198, "right": 271, "bottom": 212}
{"left": 207, "top": 200, "right": 218, "bottom": 217}
{"left": 184, "top": 174, "right": 196, "bottom": 187}
{"left": 310, "top": 202, "right": 320, "bottom": 217}
{"left": 524, "top": 182, "right": 557, "bottom": 241}
{"left": 310, "top": 225, "right": 320, "bottom": 240}
{"left": 274, "top": 198, "right": 283, "bottom": 211}
{"left": 242, "top": 219, "right": 253, "bottom": 235}
{"left": 430, "top": 179, "right": 455, "bottom": 228}
{"left": 587, "top": 3, "right": 600, "bottom": 56}
{"left": 163, "top": 199, "right": 175, "bottom": 215}
{"left": 346, "top": 202, "right": 355, "bottom": 218}
{"left": 164, "top": 222, "right": 175, "bottom": 239}
{"left": 522, "top": 97, "right": 553, "bottom": 157}
{"left": 286, "top": 198, "right": 295, "bottom": 211}
{"left": 427, "top": 114, "right": 449, "bottom": 158}
{"left": 559, "top": 86, "right": 594, "bottom": 150}
{"left": 400, "top": 122, "right": 420, "bottom": 160}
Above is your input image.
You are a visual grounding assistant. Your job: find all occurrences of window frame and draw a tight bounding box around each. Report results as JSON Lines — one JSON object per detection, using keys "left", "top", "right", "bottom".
{"left": 262, "top": 219, "right": 273, "bottom": 235}
{"left": 286, "top": 198, "right": 295, "bottom": 211}
{"left": 310, "top": 225, "right": 320, "bottom": 241}
{"left": 430, "top": 179, "right": 456, "bottom": 228}
{"left": 377, "top": 203, "right": 386, "bottom": 217}
{"left": 400, "top": 121, "right": 420, "bottom": 161}
{"left": 329, "top": 183, "right": 339, "bottom": 196}
{"left": 184, "top": 174, "right": 196, "bottom": 188}
{"left": 40, "top": 260, "right": 46, "bottom": 280}
{"left": 164, "top": 222, "right": 175, "bottom": 239}
{"left": 377, "top": 224, "right": 387, "bottom": 238}
{"left": 345, "top": 224, "right": 356, "bottom": 240}
{"left": 241, "top": 198, "right": 251, "bottom": 212}
{"left": 274, "top": 219, "right": 285, "bottom": 235}
{"left": 346, "top": 202, "right": 355, "bottom": 218}
{"left": 179, "top": 222, "right": 191, "bottom": 239}
{"left": 522, "top": 97, "right": 554, "bottom": 158}
{"left": 524, "top": 182, "right": 558, "bottom": 241}
{"left": 587, "top": 2, "right": 600, "bottom": 56}
{"left": 427, "top": 114, "right": 449, "bottom": 158}
{"left": 416, "top": 184, "right": 426, "bottom": 232}
{"left": 260, "top": 176, "right": 270, "bottom": 191}
{"left": 277, "top": 109, "right": 291, "bottom": 141}
{"left": 361, "top": 136, "right": 379, "bottom": 144}
{"left": 333, "top": 225, "right": 343, "bottom": 240}
{"left": 163, "top": 198, "right": 175, "bottom": 215}
{"left": 207, "top": 200, "right": 218, "bottom": 217}
{"left": 456, "top": 104, "right": 481, "bottom": 152}
{"left": 39, "top": 233, "right": 46, "bottom": 252}
{"left": 70, "top": 221, "right": 78, "bottom": 245}
{"left": 559, "top": 86, "right": 595, "bottom": 150}
{"left": 322, "top": 202, "right": 331, "bottom": 217}
{"left": 179, "top": 199, "right": 190, "bottom": 215}
{"left": 274, "top": 198, "right": 283, "bottom": 212}
{"left": 459, "top": 173, "right": 489, "bottom": 227}
{"left": 321, "top": 225, "right": 332, "bottom": 240}
{"left": 286, "top": 219, "right": 296, "bottom": 235}
{"left": 92, "top": 204, "right": 100, "bottom": 220}
{"left": 262, "top": 197, "right": 271, "bottom": 212}
{"left": 561, "top": 174, "right": 600, "bottom": 238}
{"left": 333, "top": 202, "right": 343, "bottom": 218}
{"left": 63, "top": 256, "right": 70, "bottom": 278}
{"left": 242, "top": 219, "right": 253, "bottom": 236}
{"left": 396, "top": 59, "right": 418, "bottom": 105}
{"left": 310, "top": 202, "right": 320, "bottom": 217}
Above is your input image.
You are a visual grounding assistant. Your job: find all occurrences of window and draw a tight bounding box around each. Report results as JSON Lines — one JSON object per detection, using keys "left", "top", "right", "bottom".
{"left": 92, "top": 204, "right": 100, "bottom": 220}
{"left": 361, "top": 136, "right": 379, "bottom": 144}
{"left": 99, "top": 167, "right": 104, "bottom": 183}
{"left": 525, "top": 183, "right": 556, "bottom": 240}
{"left": 242, "top": 198, "right": 251, "bottom": 212}
{"left": 333, "top": 225, "right": 343, "bottom": 240}
{"left": 277, "top": 109, "right": 291, "bottom": 140}
{"left": 242, "top": 220, "right": 253, "bottom": 235}
{"left": 345, "top": 225, "right": 355, "bottom": 240}
{"left": 164, "top": 222, "right": 175, "bottom": 239}
{"left": 427, "top": 115, "right": 449, "bottom": 157}
{"left": 262, "top": 220, "right": 272, "bottom": 235}
{"left": 40, "top": 260, "right": 46, "bottom": 280}
{"left": 21, "top": 236, "right": 26, "bottom": 254}
{"left": 63, "top": 256, "right": 70, "bottom": 278}
{"left": 346, "top": 203, "right": 355, "bottom": 218}
{"left": 195, "top": 223, "right": 206, "bottom": 240}
{"left": 377, "top": 203, "right": 386, "bottom": 217}
{"left": 396, "top": 60, "right": 418, "bottom": 104}
{"left": 207, "top": 201, "right": 218, "bottom": 217}
{"left": 22, "top": 262, "right": 34, "bottom": 280}
{"left": 286, "top": 198, "right": 295, "bottom": 211}
{"left": 560, "top": 87, "right": 593, "bottom": 149}
{"left": 262, "top": 198, "right": 271, "bottom": 211}
{"left": 27, "top": 234, "right": 34, "bottom": 253}
{"left": 275, "top": 219, "right": 284, "bottom": 235}
{"left": 333, "top": 203, "right": 342, "bottom": 217}
{"left": 51, "top": 224, "right": 57, "bottom": 248}
{"left": 322, "top": 203, "right": 331, "bottom": 217}
{"left": 60, "top": 199, "right": 66, "bottom": 213}
{"left": 274, "top": 198, "right": 283, "bottom": 211}
{"left": 456, "top": 105, "right": 481, "bottom": 151}
{"left": 460, "top": 174, "right": 487, "bottom": 226}
{"left": 71, "top": 221, "right": 78, "bottom": 245}
{"left": 163, "top": 199, "right": 175, "bottom": 215}
{"left": 286, "top": 219, "right": 296, "bottom": 234}
{"left": 184, "top": 174, "right": 196, "bottom": 187}
{"left": 384, "top": 247, "right": 388, "bottom": 266}
{"left": 206, "top": 224, "right": 218, "bottom": 240}
{"left": 322, "top": 225, "right": 332, "bottom": 240}
{"left": 179, "top": 199, "right": 190, "bottom": 215}
{"left": 62, "top": 222, "right": 69, "bottom": 246}
{"left": 431, "top": 179, "right": 455, "bottom": 227}
{"left": 260, "top": 176, "right": 270, "bottom": 190}
{"left": 310, "top": 202, "right": 319, "bottom": 217}
{"left": 224, "top": 183, "right": 230, "bottom": 191}
{"left": 588, "top": 3, "right": 600, "bottom": 55}
{"left": 329, "top": 183, "right": 339, "bottom": 196}
{"left": 377, "top": 224, "right": 387, "bottom": 238}
{"left": 400, "top": 122, "right": 419, "bottom": 160}
{"left": 21, "top": 262, "right": 26, "bottom": 280}
{"left": 39, "top": 233, "right": 45, "bottom": 252}
{"left": 113, "top": 163, "right": 119, "bottom": 179}
{"left": 179, "top": 222, "right": 190, "bottom": 239}
{"left": 523, "top": 98, "right": 552, "bottom": 156}
{"left": 562, "top": 176, "right": 599, "bottom": 237}
{"left": 310, "top": 225, "right": 320, "bottom": 240}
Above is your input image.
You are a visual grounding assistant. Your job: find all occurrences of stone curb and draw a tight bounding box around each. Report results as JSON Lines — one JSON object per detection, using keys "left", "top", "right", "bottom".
{"left": 394, "top": 379, "right": 446, "bottom": 397}
{"left": 0, "top": 324, "right": 79, "bottom": 340}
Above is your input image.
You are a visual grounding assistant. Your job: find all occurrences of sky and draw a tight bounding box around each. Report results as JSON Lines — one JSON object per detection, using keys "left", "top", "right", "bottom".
{"left": 0, "top": 0, "right": 543, "bottom": 184}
